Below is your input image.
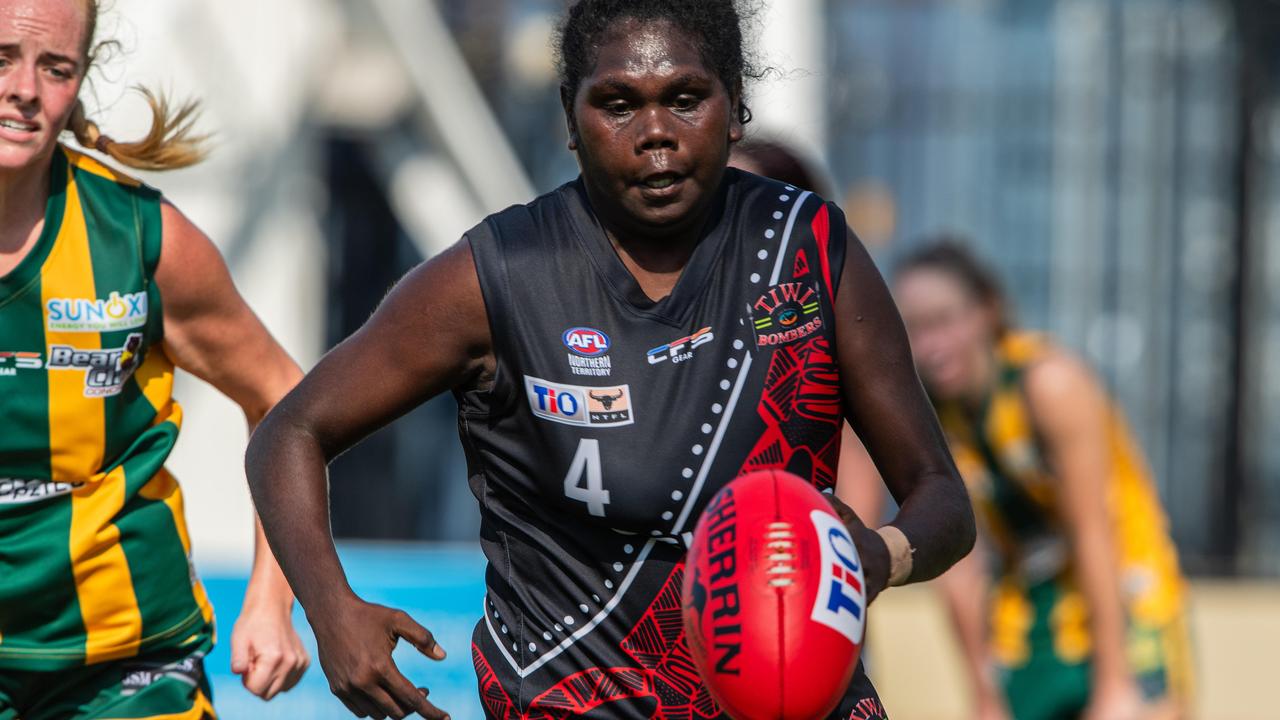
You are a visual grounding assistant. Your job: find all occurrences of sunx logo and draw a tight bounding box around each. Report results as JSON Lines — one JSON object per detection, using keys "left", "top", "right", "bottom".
{"left": 808, "top": 509, "right": 866, "bottom": 646}
{"left": 524, "top": 376, "right": 634, "bottom": 427}
{"left": 647, "top": 327, "right": 714, "bottom": 365}
{"left": 562, "top": 327, "right": 611, "bottom": 357}
{"left": 47, "top": 291, "right": 148, "bottom": 332}
{"left": 47, "top": 333, "right": 144, "bottom": 397}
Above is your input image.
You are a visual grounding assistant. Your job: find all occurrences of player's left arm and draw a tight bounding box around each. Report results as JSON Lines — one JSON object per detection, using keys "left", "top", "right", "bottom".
{"left": 831, "top": 225, "right": 976, "bottom": 601}
{"left": 1023, "top": 354, "right": 1144, "bottom": 719}
{"left": 154, "top": 201, "right": 310, "bottom": 701}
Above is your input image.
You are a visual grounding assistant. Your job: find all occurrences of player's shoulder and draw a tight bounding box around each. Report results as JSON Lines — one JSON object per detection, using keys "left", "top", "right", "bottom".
{"left": 728, "top": 167, "right": 837, "bottom": 212}
{"left": 61, "top": 144, "right": 145, "bottom": 188}
{"left": 467, "top": 178, "right": 580, "bottom": 248}
{"left": 59, "top": 144, "right": 162, "bottom": 204}
{"left": 727, "top": 168, "right": 847, "bottom": 252}
{"left": 1011, "top": 333, "right": 1106, "bottom": 413}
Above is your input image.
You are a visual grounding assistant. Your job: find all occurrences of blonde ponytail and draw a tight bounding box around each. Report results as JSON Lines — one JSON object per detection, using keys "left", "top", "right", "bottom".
{"left": 67, "top": 88, "right": 208, "bottom": 171}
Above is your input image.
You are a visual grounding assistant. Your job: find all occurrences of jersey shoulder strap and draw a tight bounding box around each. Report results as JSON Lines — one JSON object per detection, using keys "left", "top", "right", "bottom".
{"left": 464, "top": 182, "right": 576, "bottom": 414}
{"left": 60, "top": 145, "right": 165, "bottom": 282}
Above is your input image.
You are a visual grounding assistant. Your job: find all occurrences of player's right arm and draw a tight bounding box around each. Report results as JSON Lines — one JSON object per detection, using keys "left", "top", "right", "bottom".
{"left": 937, "top": 538, "right": 1011, "bottom": 720}
{"left": 246, "top": 238, "right": 491, "bottom": 720}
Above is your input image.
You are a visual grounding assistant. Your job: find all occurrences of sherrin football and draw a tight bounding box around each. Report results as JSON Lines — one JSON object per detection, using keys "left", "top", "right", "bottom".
{"left": 682, "top": 470, "right": 866, "bottom": 720}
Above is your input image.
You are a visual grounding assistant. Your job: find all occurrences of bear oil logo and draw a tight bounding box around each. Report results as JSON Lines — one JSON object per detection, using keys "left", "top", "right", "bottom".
{"left": 47, "top": 333, "right": 144, "bottom": 397}
{"left": 808, "top": 509, "right": 866, "bottom": 646}
{"left": 46, "top": 290, "right": 148, "bottom": 332}
{"left": 646, "top": 327, "right": 714, "bottom": 365}
{"left": 524, "top": 376, "right": 634, "bottom": 427}
{"left": 562, "top": 327, "right": 613, "bottom": 377}
{"left": 750, "top": 282, "right": 823, "bottom": 348}
{"left": 0, "top": 351, "right": 42, "bottom": 377}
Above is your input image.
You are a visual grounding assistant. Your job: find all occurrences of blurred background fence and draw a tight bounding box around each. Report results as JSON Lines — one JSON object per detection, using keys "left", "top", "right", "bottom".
{"left": 82, "top": 0, "right": 1280, "bottom": 716}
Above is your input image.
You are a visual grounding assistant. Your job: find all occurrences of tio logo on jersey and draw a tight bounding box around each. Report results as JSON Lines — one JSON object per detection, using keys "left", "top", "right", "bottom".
{"left": 525, "top": 375, "right": 634, "bottom": 427}
{"left": 647, "top": 327, "right": 714, "bottom": 365}
{"left": 562, "top": 327, "right": 613, "bottom": 377}
{"left": 808, "top": 509, "right": 866, "bottom": 646}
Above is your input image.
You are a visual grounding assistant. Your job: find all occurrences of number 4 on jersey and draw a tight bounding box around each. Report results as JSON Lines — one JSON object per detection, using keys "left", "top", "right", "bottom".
{"left": 564, "top": 439, "right": 610, "bottom": 517}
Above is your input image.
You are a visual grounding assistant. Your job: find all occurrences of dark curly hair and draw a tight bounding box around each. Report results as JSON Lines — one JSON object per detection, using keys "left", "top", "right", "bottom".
{"left": 555, "top": 0, "right": 763, "bottom": 125}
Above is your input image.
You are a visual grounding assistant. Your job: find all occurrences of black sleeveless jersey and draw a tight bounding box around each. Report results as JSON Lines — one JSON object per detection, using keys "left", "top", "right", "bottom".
{"left": 459, "top": 169, "right": 888, "bottom": 720}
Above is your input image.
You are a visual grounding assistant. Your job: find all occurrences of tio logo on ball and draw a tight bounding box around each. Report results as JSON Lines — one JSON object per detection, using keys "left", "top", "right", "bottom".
{"left": 808, "top": 510, "right": 866, "bottom": 646}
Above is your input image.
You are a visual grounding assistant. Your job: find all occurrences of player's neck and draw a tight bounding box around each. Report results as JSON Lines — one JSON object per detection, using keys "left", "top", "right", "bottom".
{"left": 962, "top": 348, "right": 998, "bottom": 410}
{"left": 0, "top": 159, "right": 53, "bottom": 272}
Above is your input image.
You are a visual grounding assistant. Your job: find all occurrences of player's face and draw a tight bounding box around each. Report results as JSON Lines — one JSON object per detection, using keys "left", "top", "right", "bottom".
{"left": 568, "top": 19, "right": 742, "bottom": 237}
{"left": 0, "top": 0, "right": 87, "bottom": 173}
{"left": 895, "top": 268, "right": 994, "bottom": 400}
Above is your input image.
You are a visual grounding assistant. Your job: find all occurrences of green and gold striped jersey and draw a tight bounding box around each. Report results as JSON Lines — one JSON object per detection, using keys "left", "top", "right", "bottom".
{"left": 0, "top": 145, "right": 214, "bottom": 670}
{"left": 934, "top": 333, "right": 1185, "bottom": 668}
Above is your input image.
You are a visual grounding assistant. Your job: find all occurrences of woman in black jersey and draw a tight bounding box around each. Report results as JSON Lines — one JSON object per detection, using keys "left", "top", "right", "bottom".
{"left": 247, "top": 1, "right": 975, "bottom": 718}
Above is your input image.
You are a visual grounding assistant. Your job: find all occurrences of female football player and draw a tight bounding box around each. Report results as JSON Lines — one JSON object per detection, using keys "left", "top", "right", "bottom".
{"left": 894, "top": 242, "right": 1190, "bottom": 720}
{"left": 247, "top": 1, "right": 975, "bottom": 718}
{"left": 0, "top": 0, "right": 308, "bottom": 716}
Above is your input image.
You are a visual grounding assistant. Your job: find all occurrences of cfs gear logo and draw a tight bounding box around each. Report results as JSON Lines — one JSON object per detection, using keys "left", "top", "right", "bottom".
{"left": 0, "top": 351, "right": 42, "bottom": 376}
{"left": 809, "top": 510, "right": 866, "bottom": 646}
{"left": 563, "top": 327, "right": 613, "bottom": 377}
{"left": 646, "top": 327, "right": 714, "bottom": 365}
{"left": 47, "top": 333, "right": 144, "bottom": 397}
{"left": 0, "top": 478, "right": 83, "bottom": 504}
{"left": 524, "top": 376, "right": 634, "bottom": 427}
{"left": 46, "top": 291, "right": 148, "bottom": 332}
{"left": 751, "top": 282, "right": 824, "bottom": 348}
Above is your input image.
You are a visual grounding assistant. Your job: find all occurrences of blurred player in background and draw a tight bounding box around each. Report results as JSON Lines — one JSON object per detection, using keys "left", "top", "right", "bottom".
{"left": 0, "top": 1, "right": 308, "bottom": 716}
{"left": 729, "top": 137, "right": 884, "bottom": 525}
{"left": 247, "top": 0, "right": 975, "bottom": 718}
{"left": 893, "top": 241, "right": 1190, "bottom": 720}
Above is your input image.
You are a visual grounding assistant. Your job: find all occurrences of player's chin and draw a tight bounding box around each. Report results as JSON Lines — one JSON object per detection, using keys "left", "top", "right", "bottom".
{"left": 0, "top": 141, "right": 48, "bottom": 172}
{"left": 625, "top": 191, "right": 705, "bottom": 229}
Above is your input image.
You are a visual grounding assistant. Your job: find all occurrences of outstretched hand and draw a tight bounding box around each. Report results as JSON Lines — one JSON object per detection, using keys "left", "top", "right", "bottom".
{"left": 309, "top": 596, "right": 450, "bottom": 719}
{"left": 826, "top": 494, "right": 891, "bottom": 604}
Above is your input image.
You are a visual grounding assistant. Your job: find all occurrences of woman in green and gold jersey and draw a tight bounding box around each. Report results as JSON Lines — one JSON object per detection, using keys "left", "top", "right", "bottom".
{"left": 0, "top": 0, "right": 309, "bottom": 717}
{"left": 893, "top": 242, "right": 1190, "bottom": 720}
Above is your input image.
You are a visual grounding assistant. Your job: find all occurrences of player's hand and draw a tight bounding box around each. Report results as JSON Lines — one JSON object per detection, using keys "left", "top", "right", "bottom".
{"left": 825, "top": 494, "right": 891, "bottom": 604}
{"left": 308, "top": 594, "right": 449, "bottom": 719}
{"left": 230, "top": 599, "right": 310, "bottom": 700}
{"left": 1082, "top": 679, "right": 1146, "bottom": 720}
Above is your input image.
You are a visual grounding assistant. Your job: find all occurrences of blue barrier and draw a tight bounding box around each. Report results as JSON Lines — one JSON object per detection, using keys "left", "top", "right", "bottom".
{"left": 202, "top": 544, "right": 488, "bottom": 719}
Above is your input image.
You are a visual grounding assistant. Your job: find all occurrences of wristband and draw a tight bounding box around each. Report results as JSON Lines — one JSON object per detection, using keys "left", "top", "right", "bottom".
{"left": 876, "top": 525, "right": 914, "bottom": 586}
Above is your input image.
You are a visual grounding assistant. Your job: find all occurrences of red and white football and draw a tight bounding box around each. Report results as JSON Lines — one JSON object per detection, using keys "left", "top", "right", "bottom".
{"left": 682, "top": 470, "right": 866, "bottom": 720}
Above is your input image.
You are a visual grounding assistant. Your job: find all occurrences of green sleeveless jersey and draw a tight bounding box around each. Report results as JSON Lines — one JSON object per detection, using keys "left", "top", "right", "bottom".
{"left": 0, "top": 146, "right": 214, "bottom": 670}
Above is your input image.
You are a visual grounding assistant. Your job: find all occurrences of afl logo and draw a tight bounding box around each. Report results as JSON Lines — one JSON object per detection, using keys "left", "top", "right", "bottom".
{"left": 563, "top": 327, "right": 611, "bottom": 357}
